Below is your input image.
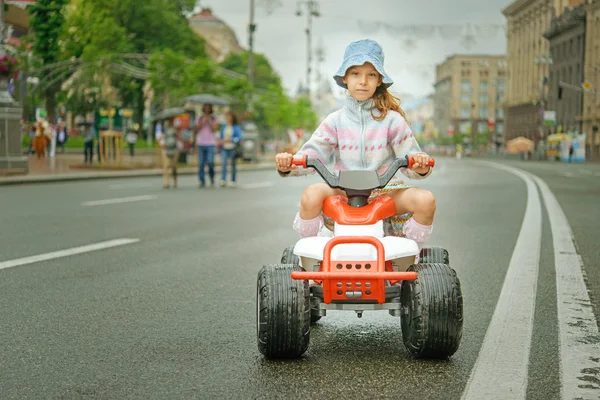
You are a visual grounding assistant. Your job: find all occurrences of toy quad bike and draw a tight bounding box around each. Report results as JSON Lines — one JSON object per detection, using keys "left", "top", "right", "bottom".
{"left": 256, "top": 155, "right": 463, "bottom": 359}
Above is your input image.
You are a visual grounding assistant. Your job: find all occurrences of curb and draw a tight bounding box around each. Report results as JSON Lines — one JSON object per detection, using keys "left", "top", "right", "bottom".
{"left": 0, "top": 164, "right": 275, "bottom": 186}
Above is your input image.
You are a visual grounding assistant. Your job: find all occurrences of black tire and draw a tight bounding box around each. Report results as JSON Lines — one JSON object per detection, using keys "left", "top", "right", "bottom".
{"left": 257, "top": 264, "right": 310, "bottom": 358}
{"left": 281, "top": 245, "right": 300, "bottom": 266}
{"left": 400, "top": 263, "right": 463, "bottom": 359}
{"left": 419, "top": 246, "right": 449, "bottom": 265}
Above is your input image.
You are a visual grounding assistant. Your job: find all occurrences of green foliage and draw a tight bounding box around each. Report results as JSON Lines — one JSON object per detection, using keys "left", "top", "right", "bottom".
{"left": 220, "top": 51, "right": 281, "bottom": 90}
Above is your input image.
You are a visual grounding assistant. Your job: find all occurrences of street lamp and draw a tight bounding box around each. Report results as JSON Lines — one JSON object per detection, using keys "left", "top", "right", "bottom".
{"left": 296, "top": 0, "right": 320, "bottom": 97}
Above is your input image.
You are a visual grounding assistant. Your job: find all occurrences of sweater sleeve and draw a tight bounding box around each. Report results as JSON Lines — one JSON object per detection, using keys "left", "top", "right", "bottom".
{"left": 388, "top": 114, "right": 432, "bottom": 180}
{"left": 279, "top": 114, "right": 338, "bottom": 177}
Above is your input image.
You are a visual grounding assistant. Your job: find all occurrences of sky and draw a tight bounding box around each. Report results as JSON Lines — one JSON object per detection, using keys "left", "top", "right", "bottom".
{"left": 199, "top": 0, "right": 512, "bottom": 99}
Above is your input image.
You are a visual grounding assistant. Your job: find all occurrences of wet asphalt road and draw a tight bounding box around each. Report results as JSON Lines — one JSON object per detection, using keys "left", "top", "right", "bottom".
{"left": 0, "top": 157, "right": 599, "bottom": 400}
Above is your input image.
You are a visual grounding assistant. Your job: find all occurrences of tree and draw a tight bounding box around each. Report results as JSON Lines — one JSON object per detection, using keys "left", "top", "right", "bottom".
{"left": 220, "top": 51, "right": 281, "bottom": 91}
{"left": 27, "top": 0, "right": 69, "bottom": 121}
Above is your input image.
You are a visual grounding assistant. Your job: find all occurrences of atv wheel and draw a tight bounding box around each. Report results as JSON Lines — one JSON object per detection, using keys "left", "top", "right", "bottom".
{"left": 400, "top": 263, "right": 463, "bottom": 359}
{"left": 281, "top": 245, "right": 300, "bottom": 266}
{"left": 419, "top": 246, "right": 449, "bottom": 264}
{"left": 257, "top": 264, "right": 310, "bottom": 358}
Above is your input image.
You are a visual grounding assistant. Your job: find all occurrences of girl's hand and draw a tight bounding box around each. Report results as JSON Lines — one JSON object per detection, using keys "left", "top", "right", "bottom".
{"left": 275, "top": 152, "right": 297, "bottom": 173}
{"left": 411, "top": 153, "right": 431, "bottom": 175}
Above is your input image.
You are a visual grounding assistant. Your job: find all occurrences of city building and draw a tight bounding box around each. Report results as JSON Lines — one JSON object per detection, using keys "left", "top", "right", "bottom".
{"left": 189, "top": 8, "right": 244, "bottom": 63}
{"left": 433, "top": 54, "right": 507, "bottom": 148}
{"left": 583, "top": 0, "right": 600, "bottom": 159}
{"left": 544, "top": 4, "right": 587, "bottom": 137}
{"left": 502, "top": 0, "right": 588, "bottom": 145}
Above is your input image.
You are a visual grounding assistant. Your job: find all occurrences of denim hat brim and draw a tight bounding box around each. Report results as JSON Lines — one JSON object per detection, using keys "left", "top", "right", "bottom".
{"left": 333, "top": 54, "right": 393, "bottom": 89}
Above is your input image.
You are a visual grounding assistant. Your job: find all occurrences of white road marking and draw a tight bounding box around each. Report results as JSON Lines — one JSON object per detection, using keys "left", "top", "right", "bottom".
{"left": 578, "top": 169, "right": 592, "bottom": 175}
{"left": 82, "top": 195, "right": 156, "bottom": 206}
{"left": 462, "top": 162, "right": 542, "bottom": 400}
{"left": 563, "top": 171, "right": 575, "bottom": 177}
{"left": 594, "top": 172, "right": 600, "bottom": 177}
{"left": 0, "top": 238, "right": 140, "bottom": 270}
{"left": 530, "top": 174, "right": 600, "bottom": 398}
{"left": 239, "top": 181, "right": 275, "bottom": 189}
{"left": 109, "top": 182, "right": 153, "bottom": 189}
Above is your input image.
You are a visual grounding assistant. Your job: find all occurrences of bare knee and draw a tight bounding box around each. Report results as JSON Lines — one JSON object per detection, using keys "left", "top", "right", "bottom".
{"left": 416, "top": 190, "right": 436, "bottom": 216}
{"left": 301, "top": 184, "right": 326, "bottom": 210}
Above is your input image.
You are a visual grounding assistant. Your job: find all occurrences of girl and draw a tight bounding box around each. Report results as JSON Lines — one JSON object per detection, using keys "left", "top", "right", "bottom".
{"left": 275, "top": 39, "right": 436, "bottom": 253}
{"left": 219, "top": 111, "right": 242, "bottom": 187}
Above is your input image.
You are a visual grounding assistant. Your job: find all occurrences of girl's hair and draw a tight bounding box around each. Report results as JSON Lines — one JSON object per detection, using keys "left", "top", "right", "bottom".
{"left": 227, "top": 111, "right": 239, "bottom": 126}
{"left": 371, "top": 85, "right": 410, "bottom": 124}
{"left": 203, "top": 104, "right": 213, "bottom": 114}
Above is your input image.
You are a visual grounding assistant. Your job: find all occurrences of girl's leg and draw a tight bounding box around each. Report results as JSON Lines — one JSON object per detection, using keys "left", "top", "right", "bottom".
{"left": 220, "top": 149, "right": 228, "bottom": 185}
{"left": 231, "top": 150, "right": 237, "bottom": 183}
{"left": 388, "top": 187, "right": 436, "bottom": 251}
{"left": 294, "top": 183, "right": 344, "bottom": 238}
{"left": 198, "top": 146, "right": 205, "bottom": 184}
{"left": 207, "top": 145, "right": 215, "bottom": 185}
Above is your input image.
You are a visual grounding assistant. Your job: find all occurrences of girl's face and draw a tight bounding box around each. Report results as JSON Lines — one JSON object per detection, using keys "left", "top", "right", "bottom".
{"left": 226, "top": 113, "right": 233, "bottom": 124}
{"left": 342, "top": 62, "right": 382, "bottom": 102}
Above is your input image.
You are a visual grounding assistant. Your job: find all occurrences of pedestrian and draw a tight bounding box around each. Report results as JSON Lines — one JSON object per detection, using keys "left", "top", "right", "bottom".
{"left": 82, "top": 122, "right": 95, "bottom": 165}
{"left": 275, "top": 39, "right": 435, "bottom": 255}
{"left": 569, "top": 143, "right": 574, "bottom": 163}
{"left": 194, "top": 104, "right": 219, "bottom": 187}
{"left": 218, "top": 111, "right": 242, "bottom": 187}
{"left": 125, "top": 127, "right": 138, "bottom": 157}
{"left": 159, "top": 118, "right": 183, "bottom": 189}
{"left": 56, "top": 121, "right": 68, "bottom": 153}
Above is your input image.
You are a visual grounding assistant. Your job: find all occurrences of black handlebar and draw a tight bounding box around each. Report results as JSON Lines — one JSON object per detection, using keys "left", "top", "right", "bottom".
{"left": 302, "top": 156, "right": 410, "bottom": 190}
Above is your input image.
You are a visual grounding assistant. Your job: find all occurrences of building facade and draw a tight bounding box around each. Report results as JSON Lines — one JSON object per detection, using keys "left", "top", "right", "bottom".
{"left": 583, "top": 0, "right": 600, "bottom": 159}
{"left": 502, "top": 0, "right": 589, "bottom": 145}
{"left": 544, "top": 4, "right": 587, "bottom": 136}
{"left": 433, "top": 54, "right": 507, "bottom": 148}
{"left": 189, "top": 8, "right": 244, "bottom": 63}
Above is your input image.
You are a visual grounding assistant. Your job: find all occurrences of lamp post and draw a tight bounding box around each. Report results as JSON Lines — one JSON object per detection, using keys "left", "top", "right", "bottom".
{"left": 296, "top": 0, "right": 320, "bottom": 97}
{"left": 0, "top": 0, "right": 27, "bottom": 174}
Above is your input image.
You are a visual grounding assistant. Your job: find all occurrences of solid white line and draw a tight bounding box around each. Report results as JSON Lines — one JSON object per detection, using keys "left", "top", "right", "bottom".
{"left": 462, "top": 162, "right": 542, "bottom": 400}
{"left": 239, "top": 181, "right": 275, "bottom": 189}
{"left": 530, "top": 174, "right": 600, "bottom": 398}
{"left": 0, "top": 238, "right": 140, "bottom": 270}
{"left": 82, "top": 195, "right": 156, "bottom": 206}
{"left": 563, "top": 172, "right": 575, "bottom": 178}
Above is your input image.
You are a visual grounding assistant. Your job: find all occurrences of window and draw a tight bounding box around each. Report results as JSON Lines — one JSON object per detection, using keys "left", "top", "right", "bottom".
{"left": 479, "top": 80, "right": 489, "bottom": 92}
{"left": 496, "top": 80, "right": 505, "bottom": 91}
{"left": 480, "top": 94, "right": 488, "bottom": 104}
{"left": 459, "top": 122, "right": 470, "bottom": 133}
{"left": 477, "top": 122, "right": 488, "bottom": 133}
{"left": 496, "top": 108, "right": 504, "bottom": 119}
{"left": 497, "top": 92, "right": 505, "bottom": 103}
{"left": 460, "top": 107, "right": 470, "bottom": 118}
{"left": 479, "top": 108, "right": 488, "bottom": 118}
{"left": 496, "top": 122, "right": 504, "bottom": 133}
{"left": 461, "top": 80, "right": 471, "bottom": 91}
{"left": 461, "top": 93, "right": 471, "bottom": 103}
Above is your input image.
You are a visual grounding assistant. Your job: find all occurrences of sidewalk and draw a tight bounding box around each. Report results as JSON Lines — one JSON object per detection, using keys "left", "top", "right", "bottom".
{"left": 0, "top": 152, "right": 275, "bottom": 186}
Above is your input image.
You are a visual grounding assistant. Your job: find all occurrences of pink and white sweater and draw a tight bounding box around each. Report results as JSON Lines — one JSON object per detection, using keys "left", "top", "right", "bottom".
{"left": 284, "top": 97, "right": 431, "bottom": 181}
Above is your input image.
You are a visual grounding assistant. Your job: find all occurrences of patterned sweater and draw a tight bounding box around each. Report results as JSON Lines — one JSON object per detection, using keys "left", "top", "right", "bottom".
{"left": 283, "top": 96, "right": 431, "bottom": 181}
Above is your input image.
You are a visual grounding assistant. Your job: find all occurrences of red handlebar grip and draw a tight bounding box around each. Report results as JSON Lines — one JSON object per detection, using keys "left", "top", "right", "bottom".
{"left": 291, "top": 155, "right": 307, "bottom": 168}
{"left": 407, "top": 156, "right": 435, "bottom": 169}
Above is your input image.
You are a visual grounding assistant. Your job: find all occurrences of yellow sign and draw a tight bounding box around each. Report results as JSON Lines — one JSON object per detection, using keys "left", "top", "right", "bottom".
{"left": 583, "top": 81, "right": 592, "bottom": 92}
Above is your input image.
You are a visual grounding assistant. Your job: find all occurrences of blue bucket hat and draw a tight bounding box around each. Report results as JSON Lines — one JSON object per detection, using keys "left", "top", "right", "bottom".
{"left": 333, "top": 39, "right": 393, "bottom": 89}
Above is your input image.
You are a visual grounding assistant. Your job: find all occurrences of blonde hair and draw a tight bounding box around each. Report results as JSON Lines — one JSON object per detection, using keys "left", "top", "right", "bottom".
{"left": 371, "top": 85, "right": 410, "bottom": 124}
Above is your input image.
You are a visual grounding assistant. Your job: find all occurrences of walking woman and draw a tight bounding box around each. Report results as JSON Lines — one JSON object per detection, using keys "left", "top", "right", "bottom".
{"left": 194, "top": 104, "right": 219, "bottom": 187}
{"left": 218, "top": 111, "right": 242, "bottom": 187}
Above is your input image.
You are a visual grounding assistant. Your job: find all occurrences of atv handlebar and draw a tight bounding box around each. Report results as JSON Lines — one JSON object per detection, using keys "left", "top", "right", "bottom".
{"left": 291, "top": 154, "right": 434, "bottom": 189}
